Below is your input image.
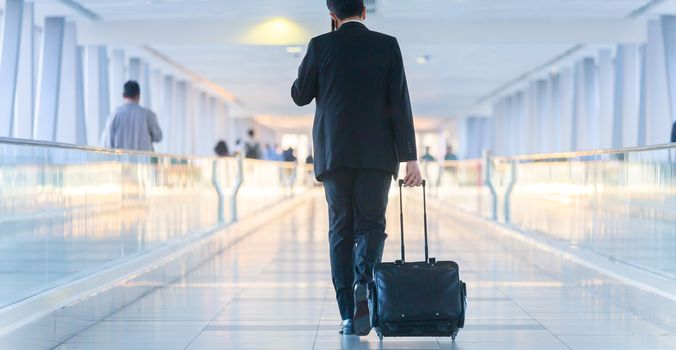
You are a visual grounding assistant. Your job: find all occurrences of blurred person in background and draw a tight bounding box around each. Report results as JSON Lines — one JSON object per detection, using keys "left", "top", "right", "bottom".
{"left": 671, "top": 120, "right": 675, "bottom": 143}
{"left": 264, "top": 143, "right": 277, "bottom": 160}
{"left": 244, "top": 129, "right": 262, "bottom": 159}
{"left": 233, "top": 139, "right": 243, "bottom": 157}
{"left": 273, "top": 144, "right": 285, "bottom": 161}
{"left": 444, "top": 145, "right": 458, "bottom": 161}
{"left": 283, "top": 147, "right": 297, "bottom": 162}
{"left": 421, "top": 146, "right": 436, "bottom": 161}
{"left": 214, "top": 140, "right": 230, "bottom": 157}
{"left": 102, "top": 81, "right": 162, "bottom": 151}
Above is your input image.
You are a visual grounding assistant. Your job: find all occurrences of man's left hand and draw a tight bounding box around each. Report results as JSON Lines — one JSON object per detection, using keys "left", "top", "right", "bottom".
{"left": 403, "top": 161, "right": 423, "bottom": 187}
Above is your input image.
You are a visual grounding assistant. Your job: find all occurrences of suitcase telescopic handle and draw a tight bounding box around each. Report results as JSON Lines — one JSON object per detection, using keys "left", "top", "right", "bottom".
{"left": 397, "top": 179, "right": 429, "bottom": 263}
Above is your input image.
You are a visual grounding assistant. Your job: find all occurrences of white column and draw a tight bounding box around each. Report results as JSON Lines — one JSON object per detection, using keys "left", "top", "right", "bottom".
{"left": 0, "top": 0, "right": 24, "bottom": 136}
{"left": 504, "top": 96, "right": 516, "bottom": 155}
{"left": 209, "top": 96, "right": 217, "bottom": 139}
{"left": 225, "top": 102, "right": 236, "bottom": 149}
{"left": 661, "top": 16, "right": 676, "bottom": 134}
{"left": 84, "top": 45, "right": 110, "bottom": 145}
{"left": 637, "top": 45, "right": 648, "bottom": 147}
{"left": 128, "top": 57, "right": 141, "bottom": 81}
{"left": 75, "top": 46, "right": 86, "bottom": 144}
{"left": 150, "top": 69, "right": 162, "bottom": 113}
{"left": 34, "top": 17, "right": 65, "bottom": 141}
{"left": 160, "top": 75, "right": 174, "bottom": 154}
{"left": 526, "top": 81, "right": 539, "bottom": 153}
{"left": 548, "top": 73, "right": 562, "bottom": 152}
{"left": 491, "top": 99, "right": 503, "bottom": 155}
{"left": 578, "top": 58, "right": 598, "bottom": 151}
{"left": 186, "top": 84, "right": 196, "bottom": 154}
{"left": 13, "top": 1, "right": 34, "bottom": 139}
{"left": 646, "top": 20, "right": 671, "bottom": 145}
{"left": 535, "top": 79, "right": 548, "bottom": 153}
{"left": 109, "top": 49, "right": 125, "bottom": 109}
{"left": 513, "top": 93, "right": 523, "bottom": 155}
{"left": 33, "top": 26, "right": 41, "bottom": 97}
{"left": 598, "top": 49, "right": 614, "bottom": 149}
{"left": 200, "top": 93, "right": 210, "bottom": 155}
{"left": 515, "top": 91, "right": 528, "bottom": 154}
{"left": 559, "top": 67, "right": 575, "bottom": 152}
{"left": 175, "top": 81, "right": 187, "bottom": 154}
{"left": 142, "top": 62, "right": 152, "bottom": 108}
{"left": 494, "top": 98, "right": 503, "bottom": 155}
{"left": 56, "top": 22, "right": 77, "bottom": 144}
{"left": 612, "top": 44, "right": 641, "bottom": 148}
{"left": 483, "top": 117, "right": 493, "bottom": 153}
{"left": 465, "top": 117, "right": 478, "bottom": 159}
{"left": 611, "top": 51, "right": 623, "bottom": 149}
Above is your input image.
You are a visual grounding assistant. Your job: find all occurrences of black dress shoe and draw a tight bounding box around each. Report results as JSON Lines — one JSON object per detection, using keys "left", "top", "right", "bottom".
{"left": 339, "top": 319, "right": 353, "bottom": 334}
{"left": 353, "top": 282, "right": 371, "bottom": 336}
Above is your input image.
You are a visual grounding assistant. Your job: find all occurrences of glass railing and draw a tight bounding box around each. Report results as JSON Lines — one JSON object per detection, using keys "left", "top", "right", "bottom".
{"left": 0, "top": 138, "right": 307, "bottom": 308}
{"left": 427, "top": 144, "right": 676, "bottom": 280}
{"left": 422, "top": 159, "right": 493, "bottom": 219}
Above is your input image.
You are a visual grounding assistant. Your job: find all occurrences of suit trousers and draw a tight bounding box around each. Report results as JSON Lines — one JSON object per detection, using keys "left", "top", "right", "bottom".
{"left": 322, "top": 168, "right": 392, "bottom": 320}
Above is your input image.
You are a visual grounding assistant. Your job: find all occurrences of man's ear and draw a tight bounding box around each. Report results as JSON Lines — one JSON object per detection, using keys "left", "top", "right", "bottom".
{"left": 362, "top": 6, "right": 366, "bottom": 20}
{"left": 330, "top": 12, "right": 339, "bottom": 24}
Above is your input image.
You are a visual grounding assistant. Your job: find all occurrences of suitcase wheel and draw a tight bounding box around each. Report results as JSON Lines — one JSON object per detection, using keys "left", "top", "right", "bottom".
{"left": 376, "top": 330, "right": 383, "bottom": 341}
{"left": 451, "top": 329, "right": 459, "bottom": 341}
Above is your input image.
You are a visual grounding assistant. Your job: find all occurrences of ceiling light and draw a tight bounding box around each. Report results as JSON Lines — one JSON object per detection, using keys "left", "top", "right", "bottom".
{"left": 241, "top": 17, "right": 309, "bottom": 46}
{"left": 286, "top": 46, "right": 302, "bottom": 54}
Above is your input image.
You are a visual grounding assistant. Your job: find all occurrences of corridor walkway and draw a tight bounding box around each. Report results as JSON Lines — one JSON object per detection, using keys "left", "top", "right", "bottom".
{"left": 54, "top": 195, "right": 676, "bottom": 350}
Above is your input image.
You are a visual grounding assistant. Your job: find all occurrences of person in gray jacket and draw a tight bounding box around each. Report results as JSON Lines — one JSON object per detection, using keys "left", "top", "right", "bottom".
{"left": 102, "top": 81, "right": 163, "bottom": 151}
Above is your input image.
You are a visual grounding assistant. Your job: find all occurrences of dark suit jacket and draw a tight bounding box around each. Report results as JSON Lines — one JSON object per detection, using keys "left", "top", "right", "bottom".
{"left": 292, "top": 22, "right": 417, "bottom": 181}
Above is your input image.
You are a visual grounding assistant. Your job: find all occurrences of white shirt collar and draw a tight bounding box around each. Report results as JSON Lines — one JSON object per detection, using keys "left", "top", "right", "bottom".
{"left": 342, "top": 19, "right": 366, "bottom": 27}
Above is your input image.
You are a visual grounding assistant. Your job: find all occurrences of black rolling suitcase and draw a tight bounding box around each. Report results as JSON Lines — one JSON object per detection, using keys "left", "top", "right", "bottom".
{"left": 369, "top": 179, "right": 467, "bottom": 341}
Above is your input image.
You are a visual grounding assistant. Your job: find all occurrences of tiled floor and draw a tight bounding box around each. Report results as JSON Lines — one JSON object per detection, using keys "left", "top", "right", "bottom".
{"left": 55, "top": 195, "right": 676, "bottom": 350}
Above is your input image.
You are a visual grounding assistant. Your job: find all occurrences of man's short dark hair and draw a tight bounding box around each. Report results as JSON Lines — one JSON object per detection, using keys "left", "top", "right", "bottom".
{"left": 327, "top": 0, "right": 364, "bottom": 20}
{"left": 123, "top": 80, "right": 140, "bottom": 98}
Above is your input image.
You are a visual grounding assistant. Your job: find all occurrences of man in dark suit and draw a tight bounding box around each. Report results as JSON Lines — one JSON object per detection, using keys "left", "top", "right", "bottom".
{"left": 292, "top": 0, "right": 422, "bottom": 336}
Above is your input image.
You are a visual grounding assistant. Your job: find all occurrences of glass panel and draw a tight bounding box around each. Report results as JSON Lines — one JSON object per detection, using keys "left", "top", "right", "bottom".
{"left": 502, "top": 147, "right": 676, "bottom": 279}
{"left": 426, "top": 160, "right": 491, "bottom": 218}
{"left": 0, "top": 139, "right": 306, "bottom": 307}
{"left": 435, "top": 145, "right": 676, "bottom": 280}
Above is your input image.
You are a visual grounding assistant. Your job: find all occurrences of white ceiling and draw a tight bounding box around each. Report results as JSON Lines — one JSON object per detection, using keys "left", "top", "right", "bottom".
{"left": 55, "top": 0, "right": 653, "bottom": 20}
{"left": 26, "top": 0, "right": 675, "bottom": 119}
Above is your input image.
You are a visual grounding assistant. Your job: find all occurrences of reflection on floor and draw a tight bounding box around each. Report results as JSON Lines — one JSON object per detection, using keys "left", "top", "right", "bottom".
{"left": 55, "top": 196, "right": 676, "bottom": 349}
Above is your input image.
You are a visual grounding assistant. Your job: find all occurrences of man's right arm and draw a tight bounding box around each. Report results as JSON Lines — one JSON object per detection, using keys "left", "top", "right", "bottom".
{"left": 388, "top": 38, "right": 417, "bottom": 162}
{"left": 388, "top": 38, "right": 422, "bottom": 186}
{"left": 148, "top": 111, "right": 163, "bottom": 143}
{"left": 291, "top": 39, "right": 319, "bottom": 106}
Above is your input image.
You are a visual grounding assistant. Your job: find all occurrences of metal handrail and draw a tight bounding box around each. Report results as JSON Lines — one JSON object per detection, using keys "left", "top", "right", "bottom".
{"left": 494, "top": 143, "right": 676, "bottom": 162}
{"left": 0, "top": 137, "right": 309, "bottom": 167}
{"left": 0, "top": 136, "right": 224, "bottom": 161}
{"left": 4, "top": 136, "right": 672, "bottom": 164}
